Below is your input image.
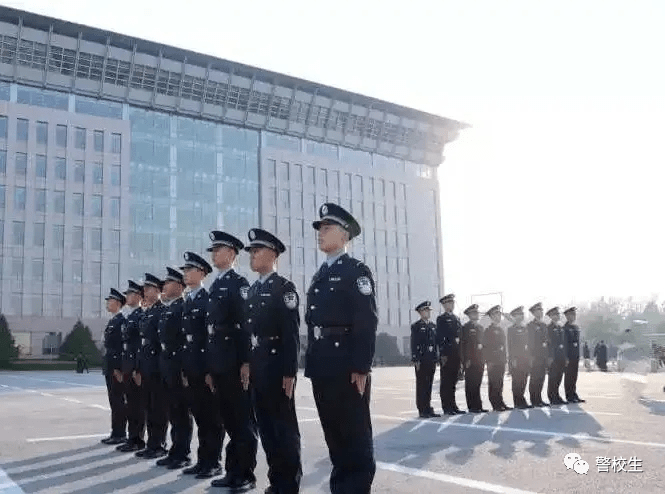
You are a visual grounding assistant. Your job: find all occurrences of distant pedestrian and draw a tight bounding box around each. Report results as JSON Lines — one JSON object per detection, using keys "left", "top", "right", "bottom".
{"left": 595, "top": 340, "right": 608, "bottom": 371}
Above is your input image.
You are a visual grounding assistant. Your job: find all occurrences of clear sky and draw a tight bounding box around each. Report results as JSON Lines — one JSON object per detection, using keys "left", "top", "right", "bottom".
{"left": 6, "top": 0, "right": 665, "bottom": 310}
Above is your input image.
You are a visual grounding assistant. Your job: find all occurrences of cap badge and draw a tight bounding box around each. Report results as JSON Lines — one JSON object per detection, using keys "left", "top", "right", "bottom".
{"left": 321, "top": 205, "right": 328, "bottom": 215}
{"left": 249, "top": 230, "right": 256, "bottom": 240}
{"left": 209, "top": 232, "right": 215, "bottom": 241}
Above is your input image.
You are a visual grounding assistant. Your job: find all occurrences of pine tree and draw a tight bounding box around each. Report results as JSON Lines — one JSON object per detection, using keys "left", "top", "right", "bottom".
{"left": 0, "top": 313, "right": 18, "bottom": 368}
{"left": 59, "top": 320, "right": 102, "bottom": 366}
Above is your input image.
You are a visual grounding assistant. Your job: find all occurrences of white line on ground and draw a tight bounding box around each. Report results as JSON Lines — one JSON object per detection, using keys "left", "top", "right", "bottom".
{"left": 0, "top": 468, "right": 27, "bottom": 494}
{"left": 26, "top": 433, "right": 109, "bottom": 443}
{"left": 376, "top": 462, "right": 538, "bottom": 494}
{"left": 5, "top": 375, "right": 102, "bottom": 388}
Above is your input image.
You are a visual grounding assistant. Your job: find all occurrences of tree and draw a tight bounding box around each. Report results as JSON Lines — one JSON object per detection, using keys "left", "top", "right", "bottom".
{"left": 59, "top": 320, "right": 102, "bottom": 366}
{"left": 0, "top": 314, "right": 18, "bottom": 368}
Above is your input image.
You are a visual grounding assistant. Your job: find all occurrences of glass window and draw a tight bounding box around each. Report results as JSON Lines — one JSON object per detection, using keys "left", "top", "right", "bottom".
{"left": 110, "top": 197, "right": 120, "bottom": 218}
{"left": 305, "top": 139, "right": 338, "bottom": 159}
{"left": 12, "top": 258, "right": 23, "bottom": 281}
{"left": 17, "top": 119, "right": 28, "bottom": 141}
{"left": 110, "top": 165, "right": 121, "bottom": 186}
{"left": 106, "top": 262, "right": 119, "bottom": 286}
{"left": 56, "top": 125, "right": 67, "bottom": 148}
{"left": 111, "top": 229, "right": 120, "bottom": 249}
{"left": 53, "top": 191, "right": 65, "bottom": 214}
{"left": 32, "top": 259, "right": 44, "bottom": 281}
{"left": 318, "top": 169, "right": 327, "bottom": 189}
{"left": 92, "top": 162, "right": 103, "bottom": 184}
{"left": 52, "top": 224, "right": 64, "bottom": 249}
{"left": 16, "top": 85, "right": 69, "bottom": 110}
{"left": 94, "top": 130, "right": 104, "bottom": 152}
{"left": 14, "top": 187, "right": 26, "bottom": 210}
{"left": 399, "top": 183, "right": 406, "bottom": 202}
{"left": 264, "top": 132, "right": 300, "bottom": 152}
{"left": 91, "top": 195, "right": 102, "bottom": 217}
{"left": 75, "top": 96, "right": 123, "bottom": 119}
{"left": 265, "top": 159, "right": 276, "bottom": 182}
{"left": 73, "top": 193, "right": 83, "bottom": 216}
{"left": 91, "top": 261, "right": 102, "bottom": 284}
{"left": 75, "top": 127, "right": 86, "bottom": 150}
{"left": 0, "top": 150, "right": 6, "bottom": 174}
{"left": 279, "top": 189, "right": 290, "bottom": 211}
{"left": 35, "top": 154, "right": 47, "bottom": 178}
{"left": 0, "top": 115, "right": 7, "bottom": 138}
{"left": 278, "top": 162, "right": 289, "bottom": 183}
{"left": 72, "top": 260, "right": 83, "bottom": 283}
{"left": 12, "top": 221, "right": 25, "bottom": 245}
{"left": 0, "top": 220, "right": 3, "bottom": 243}
{"left": 111, "top": 133, "right": 122, "bottom": 154}
{"left": 35, "top": 189, "right": 46, "bottom": 212}
{"left": 15, "top": 153, "right": 27, "bottom": 176}
{"left": 72, "top": 226, "right": 83, "bottom": 249}
{"left": 90, "top": 228, "right": 102, "bottom": 250}
{"left": 0, "top": 185, "right": 4, "bottom": 208}
{"left": 74, "top": 160, "right": 85, "bottom": 182}
{"left": 305, "top": 166, "right": 315, "bottom": 185}
{"left": 36, "top": 122, "right": 48, "bottom": 145}
{"left": 55, "top": 157, "right": 66, "bottom": 179}
{"left": 52, "top": 260, "right": 63, "bottom": 283}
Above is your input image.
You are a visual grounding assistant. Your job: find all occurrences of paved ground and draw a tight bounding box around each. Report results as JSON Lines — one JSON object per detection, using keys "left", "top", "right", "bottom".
{"left": 0, "top": 364, "right": 664, "bottom": 493}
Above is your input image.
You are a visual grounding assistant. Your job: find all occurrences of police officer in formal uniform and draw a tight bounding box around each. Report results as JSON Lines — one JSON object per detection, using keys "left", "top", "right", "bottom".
{"left": 306, "top": 203, "right": 378, "bottom": 494}
{"left": 547, "top": 307, "right": 568, "bottom": 405}
{"left": 135, "top": 274, "right": 168, "bottom": 459}
{"left": 506, "top": 306, "right": 532, "bottom": 409}
{"left": 205, "top": 231, "right": 258, "bottom": 490}
{"left": 156, "top": 267, "right": 192, "bottom": 469}
{"left": 102, "top": 288, "right": 127, "bottom": 445}
{"left": 410, "top": 301, "right": 439, "bottom": 418}
{"left": 527, "top": 302, "right": 549, "bottom": 407}
{"left": 117, "top": 281, "right": 146, "bottom": 452}
{"left": 483, "top": 306, "right": 511, "bottom": 412}
{"left": 178, "top": 252, "right": 221, "bottom": 478}
{"left": 437, "top": 294, "right": 465, "bottom": 415}
{"left": 563, "top": 307, "right": 585, "bottom": 403}
{"left": 460, "top": 304, "right": 487, "bottom": 413}
{"left": 245, "top": 228, "right": 301, "bottom": 494}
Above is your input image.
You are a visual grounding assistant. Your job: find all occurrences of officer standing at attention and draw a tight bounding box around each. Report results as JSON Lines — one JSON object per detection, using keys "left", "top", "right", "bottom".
{"left": 483, "top": 306, "right": 511, "bottom": 412}
{"left": 306, "top": 203, "right": 378, "bottom": 494}
{"left": 179, "top": 252, "right": 220, "bottom": 479}
{"left": 102, "top": 288, "right": 128, "bottom": 445}
{"left": 506, "top": 306, "right": 532, "bottom": 409}
{"left": 205, "top": 231, "right": 258, "bottom": 491}
{"left": 156, "top": 267, "right": 192, "bottom": 469}
{"left": 563, "top": 307, "right": 585, "bottom": 403}
{"left": 437, "top": 294, "right": 465, "bottom": 415}
{"left": 135, "top": 274, "right": 168, "bottom": 459}
{"left": 117, "top": 281, "right": 146, "bottom": 452}
{"left": 527, "top": 302, "right": 549, "bottom": 407}
{"left": 245, "top": 228, "right": 301, "bottom": 494}
{"left": 546, "top": 307, "right": 568, "bottom": 405}
{"left": 410, "top": 301, "right": 439, "bottom": 418}
{"left": 460, "top": 304, "right": 487, "bottom": 413}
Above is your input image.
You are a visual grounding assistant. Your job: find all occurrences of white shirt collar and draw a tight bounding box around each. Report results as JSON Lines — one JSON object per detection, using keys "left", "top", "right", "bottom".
{"left": 217, "top": 267, "right": 232, "bottom": 279}
{"left": 326, "top": 249, "right": 346, "bottom": 266}
{"left": 187, "top": 285, "right": 203, "bottom": 299}
{"left": 162, "top": 296, "right": 182, "bottom": 307}
{"left": 259, "top": 271, "right": 275, "bottom": 284}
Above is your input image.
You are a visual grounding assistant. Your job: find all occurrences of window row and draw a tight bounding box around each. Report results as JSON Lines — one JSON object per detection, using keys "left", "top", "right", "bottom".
{"left": 1, "top": 292, "right": 118, "bottom": 318}
{"left": 2, "top": 257, "right": 117, "bottom": 284}
{"left": 0, "top": 151, "right": 121, "bottom": 184}
{"left": 0, "top": 221, "right": 120, "bottom": 250}
{"left": 0, "top": 187, "right": 120, "bottom": 217}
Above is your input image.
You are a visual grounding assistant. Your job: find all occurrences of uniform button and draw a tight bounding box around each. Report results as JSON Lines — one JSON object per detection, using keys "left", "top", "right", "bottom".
{"left": 314, "top": 289, "right": 319, "bottom": 293}
{"left": 249, "top": 304, "right": 253, "bottom": 308}
{"left": 310, "top": 305, "right": 316, "bottom": 310}
{"left": 499, "top": 346, "right": 504, "bottom": 351}
{"left": 330, "top": 288, "right": 334, "bottom": 291}
{"left": 542, "top": 342, "right": 547, "bottom": 347}
{"left": 247, "top": 319, "right": 252, "bottom": 323}
{"left": 477, "top": 344, "right": 483, "bottom": 349}
{"left": 334, "top": 342, "right": 339, "bottom": 348}
{"left": 271, "top": 348, "right": 276, "bottom": 354}
{"left": 559, "top": 344, "right": 563, "bottom": 349}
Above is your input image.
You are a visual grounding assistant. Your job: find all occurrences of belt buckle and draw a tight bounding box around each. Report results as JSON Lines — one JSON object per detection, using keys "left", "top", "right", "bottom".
{"left": 251, "top": 334, "right": 259, "bottom": 349}
{"left": 428, "top": 345, "right": 433, "bottom": 352}
{"left": 161, "top": 343, "right": 166, "bottom": 351}
{"left": 141, "top": 338, "right": 147, "bottom": 346}
{"left": 207, "top": 324, "right": 214, "bottom": 336}
{"left": 186, "top": 334, "right": 193, "bottom": 343}
{"left": 313, "top": 326, "right": 322, "bottom": 340}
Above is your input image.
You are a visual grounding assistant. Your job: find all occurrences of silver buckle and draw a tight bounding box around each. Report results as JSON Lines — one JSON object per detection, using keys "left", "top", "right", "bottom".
{"left": 313, "top": 326, "right": 322, "bottom": 340}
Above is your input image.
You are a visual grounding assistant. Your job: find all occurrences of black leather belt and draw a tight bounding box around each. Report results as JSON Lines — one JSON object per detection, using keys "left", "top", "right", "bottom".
{"left": 313, "top": 326, "right": 349, "bottom": 339}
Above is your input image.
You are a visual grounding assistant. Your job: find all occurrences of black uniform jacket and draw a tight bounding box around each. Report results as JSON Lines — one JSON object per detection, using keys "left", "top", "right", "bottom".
{"left": 104, "top": 312, "right": 125, "bottom": 376}
{"left": 411, "top": 319, "right": 438, "bottom": 364}
{"left": 137, "top": 301, "right": 163, "bottom": 375}
{"left": 181, "top": 288, "right": 208, "bottom": 378}
{"left": 122, "top": 307, "right": 143, "bottom": 374}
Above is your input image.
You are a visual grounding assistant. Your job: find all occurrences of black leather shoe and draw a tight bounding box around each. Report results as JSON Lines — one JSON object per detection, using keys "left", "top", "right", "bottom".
{"left": 156, "top": 455, "right": 174, "bottom": 466}
{"left": 211, "top": 474, "right": 233, "bottom": 488}
{"left": 167, "top": 458, "right": 191, "bottom": 470}
{"left": 183, "top": 462, "right": 203, "bottom": 475}
{"left": 196, "top": 465, "right": 222, "bottom": 479}
{"left": 454, "top": 408, "right": 466, "bottom": 414}
{"left": 264, "top": 487, "right": 276, "bottom": 494}
{"left": 141, "top": 448, "right": 168, "bottom": 459}
{"left": 227, "top": 477, "right": 257, "bottom": 491}
{"left": 469, "top": 408, "right": 488, "bottom": 413}
{"left": 418, "top": 412, "right": 430, "bottom": 418}
{"left": 117, "top": 441, "right": 144, "bottom": 452}
{"left": 443, "top": 409, "right": 456, "bottom": 416}
{"left": 575, "top": 397, "right": 586, "bottom": 403}
{"left": 103, "top": 436, "right": 126, "bottom": 445}
{"left": 427, "top": 411, "right": 441, "bottom": 417}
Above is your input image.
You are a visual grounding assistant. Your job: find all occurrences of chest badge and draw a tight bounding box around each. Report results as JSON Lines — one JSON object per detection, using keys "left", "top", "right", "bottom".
{"left": 240, "top": 286, "right": 249, "bottom": 300}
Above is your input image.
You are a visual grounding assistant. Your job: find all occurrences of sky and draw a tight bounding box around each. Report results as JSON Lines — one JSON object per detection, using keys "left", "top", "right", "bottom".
{"left": 5, "top": 0, "right": 665, "bottom": 310}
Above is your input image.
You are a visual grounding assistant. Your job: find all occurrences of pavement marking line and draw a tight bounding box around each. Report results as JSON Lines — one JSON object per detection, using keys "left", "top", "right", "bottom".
{"left": 5, "top": 375, "right": 101, "bottom": 388}
{"left": 5, "top": 448, "right": 114, "bottom": 475}
{"left": 2, "top": 382, "right": 110, "bottom": 413}
{"left": 0, "top": 468, "right": 28, "bottom": 494}
{"left": 26, "top": 433, "right": 108, "bottom": 443}
{"left": 376, "top": 462, "right": 539, "bottom": 494}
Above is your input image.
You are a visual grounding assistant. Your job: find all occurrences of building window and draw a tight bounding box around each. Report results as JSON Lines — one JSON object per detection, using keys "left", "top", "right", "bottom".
{"left": 279, "top": 189, "right": 290, "bottom": 211}
{"left": 36, "top": 121, "right": 48, "bottom": 145}
{"left": 90, "top": 228, "right": 102, "bottom": 251}
{"left": 32, "top": 259, "right": 44, "bottom": 282}
{"left": 111, "top": 229, "right": 120, "bottom": 250}
{"left": 75, "top": 127, "right": 86, "bottom": 150}
{"left": 52, "top": 260, "right": 63, "bottom": 283}
{"left": 278, "top": 162, "right": 289, "bottom": 183}
{"left": 52, "top": 224, "right": 64, "bottom": 249}
{"left": 92, "top": 162, "right": 103, "bottom": 184}
{"left": 91, "top": 195, "right": 103, "bottom": 217}
{"left": 12, "top": 258, "right": 23, "bottom": 283}
{"left": 14, "top": 187, "right": 26, "bottom": 210}
{"left": 35, "top": 189, "right": 46, "bottom": 213}
{"left": 305, "top": 166, "right": 315, "bottom": 186}
{"left": 17, "top": 119, "right": 28, "bottom": 141}
{"left": 12, "top": 221, "right": 25, "bottom": 245}
{"left": 72, "top": 260, "right": 83, "bottom": 283}
{"left": 72, "top": 226, "right": 83, "bottom": 249}
{"left": 35, "top": 154, "right": 47, "bottom": 178}
{"left": 50, "top": 295, "right": 63, "bottom": 317}
{"left": 74, "top": 160, "right": 85, "bottom": 183}
{"left": 55, "top": 157, "right": 66, "bottom": 179}
{"left": 318, "top": 169, "right": 328, "bottom": 189}
{"left": 56, "top": 124, "right": 67, "bottom": 148}
{"left": 93, "top": 130, "right": 104, "bottom": 152}
{"left": 111, "top": 164, "right": 121, "bottom": 186}
{"left": 111, "top": 133, "right": 122, "bottom": 154}
{"left": 91, "top": 261, "right": 102, "bottom": 284}
{"left": 0, "top": 185, "right": 4, "bottom": 209}
{"left": 15, "top": 152, "right": 27, "bottom": 176}
{"left": 53, "top": 191, "right": 65, "bottom": 214}
{"left": 0, "top": 150, "right": 6, "bottom": 174}
{"left": 73, "top": 193, "right": 84, "bottom": 216}
{"left": 106, "top": 262, "right": 119, "bottom": 286}
{"left": 0, "top": 115, "right": 7, "bottom": 138}
{"left": 110, "top": 197, "right": 120, "bottom": 218}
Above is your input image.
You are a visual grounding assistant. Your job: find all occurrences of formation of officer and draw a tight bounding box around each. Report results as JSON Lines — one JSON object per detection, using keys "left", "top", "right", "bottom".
{"left": 437, "top": 294, "right": 464, "bottom": 415}
{"left": 410, "top": 301, "right": 439, "bottom": 418}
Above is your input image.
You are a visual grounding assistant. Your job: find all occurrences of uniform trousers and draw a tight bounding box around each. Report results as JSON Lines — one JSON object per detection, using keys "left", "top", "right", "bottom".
{"left": 165, "top": 375, "right": 193, "bottom": 459}
{"left": 123, "top": 373, "right": 145, "bottom": 445}
{"left": 510, "top": 361, "right": 530, "bottom": 407}
{"left": 141, "top": 371, "right": 169, "bottom": 451}
{"left": 564, "top": 359, "right": 580, "bottom": 401}
{"left": 439, "top": 357, "right": 461, "bottom": 410}
{"left": 185, "top": 374, "right": 223, "bottom": 467}
{"left": 464, "top": 363, "right": 485, "bottom": 410}
{"left": 486, "top": 362, "right": 506, "bottom": 410}
{"left": 105, "top": 373, "right": 127, "bottom": 438}
{"left": 529, "top": 360, "right": 548, "bottom": 404}
{"left": 312, "top": 374, "right": 375, "bottom": 494}
{"left": 414, "top": 360, "right": 435, "bottom": 413}
{"left": 212, "top": 371, "right": 258, "bottom": 479}
{"left": 547, "top": 359, "right": 566, "bottom": 401}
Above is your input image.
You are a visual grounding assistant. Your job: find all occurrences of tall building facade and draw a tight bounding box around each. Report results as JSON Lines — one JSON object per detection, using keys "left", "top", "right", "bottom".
{"left": 0, "top": 6, "right": 465, "bottom": 355}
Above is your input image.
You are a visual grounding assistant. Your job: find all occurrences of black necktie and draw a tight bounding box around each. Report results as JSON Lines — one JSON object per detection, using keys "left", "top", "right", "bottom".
{"left": 249, "top": 280, "right": 261, "bottom": 297}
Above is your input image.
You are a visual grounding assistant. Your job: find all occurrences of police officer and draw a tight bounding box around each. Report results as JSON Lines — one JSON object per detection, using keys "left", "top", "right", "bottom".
{"left": 117, "top": 281, "right": 146, "bottom": 452}
{"left": 563, "top": 307, "right": 585, "bottom": 403}
{"left": 156, "top": 267, "right": 192, "bottom": 469}
{"left": 547, "top": 307, "right": 568, "bottom": 405}
{"left": 437, "top": 294, "right": 464, "bottom": 415}
{"left": 205, "top": 231, "right": 258, "bottom": 490}
{"left": 245, "top": 228, "right": 301, "bottom": 493}
{"left": 527, "top": 302, "right": 549, "bottom": 407}
{"left": 101, "top": 288, "right": 127, "bottom": 445}
{"left": 135, "top": 274, "right": 168, "bottom": 459}
{"left": 507, "top": 306, "right": 532, "bottom": 409}
{"left": 178, "top": 252, "right": 220, "bottom": 478}
{"left": 306, "top": 203, "right": 378, "bottom": 494}
{"left": 483, "top": 306, "right": 511, "bottom": 412}
{"left": 410, "top": 301, "right": 438, "bottom": 418}
{"left": 460, "top": 304, "right": 487, "bottom": 413}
